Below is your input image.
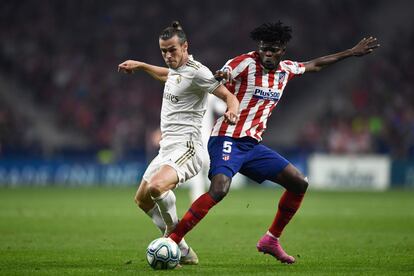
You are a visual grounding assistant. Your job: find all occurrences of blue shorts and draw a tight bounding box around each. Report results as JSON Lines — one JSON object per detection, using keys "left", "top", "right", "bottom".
{"left": 208, "top": 136, "right": 290, "bottom": 183}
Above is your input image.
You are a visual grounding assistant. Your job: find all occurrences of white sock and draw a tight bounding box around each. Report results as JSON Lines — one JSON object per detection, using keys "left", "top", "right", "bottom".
{"left": 179, "top": 239, "right": 190, "bottom": 256}
{"left": 146, "top": 205, "right": 189, "bottom": 254}
{"left": 266, "top": 230, "right": 279, "bottom": 240}
{"left": 152, "top": 190, "right": 178, "bottom": 234}
{"left": 151, "top": 190, "right": 191, "bottom": 255}
{"left": 146, "top": 205, "right": 166, "bottom": 235}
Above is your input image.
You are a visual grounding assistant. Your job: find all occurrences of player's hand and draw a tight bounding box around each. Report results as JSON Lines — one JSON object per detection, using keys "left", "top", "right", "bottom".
{"left": 214, "top": 69, "right": 232, "bottom": 83}
{"left": 223, "top": 111, "right": 238, "bottom": 125}
{"left": 118, "top": 60, "right": 142, "bottom": 74}
{"left": 351, "top": 37, "right": 380, "bottom": 57}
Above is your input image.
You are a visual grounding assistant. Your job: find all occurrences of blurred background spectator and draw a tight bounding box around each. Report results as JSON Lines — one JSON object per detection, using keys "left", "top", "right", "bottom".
{"left": 0, "top": 0, "right": 413, "bottom": 160}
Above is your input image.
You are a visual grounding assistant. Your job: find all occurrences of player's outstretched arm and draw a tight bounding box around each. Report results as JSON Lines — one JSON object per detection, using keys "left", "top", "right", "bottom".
{"left": 212, "top": 85, "right": 239, "bottom": 125}
{"left": 118, "top": 60, "right": 169, "bottom": 82}
{"left": 303, "top": 36, "right": 380, "bottom": 73}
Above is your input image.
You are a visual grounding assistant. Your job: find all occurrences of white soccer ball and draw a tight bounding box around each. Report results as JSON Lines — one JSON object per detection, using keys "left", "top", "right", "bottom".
{"left": 146, "top": 237, "right": 181, "bottom": 270}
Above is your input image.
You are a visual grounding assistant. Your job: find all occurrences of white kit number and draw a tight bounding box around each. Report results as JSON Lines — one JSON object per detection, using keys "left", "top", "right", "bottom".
{"left": 223, "top": 141, "right": 233, "bottom": 153}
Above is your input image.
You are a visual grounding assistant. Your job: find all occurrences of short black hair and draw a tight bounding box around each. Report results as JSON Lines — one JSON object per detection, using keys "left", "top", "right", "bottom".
{"left": 159, "top": 21, "right": 187, "bottom": 44}
{"left": 250, "top": 22, "right": 292, "bottom": 45}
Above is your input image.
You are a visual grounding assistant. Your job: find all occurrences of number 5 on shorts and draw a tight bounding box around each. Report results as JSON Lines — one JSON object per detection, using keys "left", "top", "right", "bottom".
{"left": 223, "top": 141, "right": 233, "bottom": 153}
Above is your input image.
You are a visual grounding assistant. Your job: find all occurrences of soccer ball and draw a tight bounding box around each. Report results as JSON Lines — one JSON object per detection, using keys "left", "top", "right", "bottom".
{"left": 146, "top": 237, "right": 181, "bottom": 270}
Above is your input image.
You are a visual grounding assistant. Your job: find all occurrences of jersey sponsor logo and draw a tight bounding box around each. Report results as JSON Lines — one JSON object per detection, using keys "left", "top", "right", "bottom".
{"left": 253, "top": 86, "right": 281, "bottom": 101}
{"left": 164, "top": 92, "right": 179, "bottom": 103}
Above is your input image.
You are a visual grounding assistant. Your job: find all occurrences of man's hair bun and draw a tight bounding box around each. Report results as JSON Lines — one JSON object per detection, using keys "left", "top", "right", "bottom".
{"left": 171, "top": 21, "right": 183, "bottom": 30}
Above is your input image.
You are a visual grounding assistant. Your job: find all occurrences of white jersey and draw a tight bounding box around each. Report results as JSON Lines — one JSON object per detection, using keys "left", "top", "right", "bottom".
{"left": 160, "top": 56, "right": 220, "bottom": 147}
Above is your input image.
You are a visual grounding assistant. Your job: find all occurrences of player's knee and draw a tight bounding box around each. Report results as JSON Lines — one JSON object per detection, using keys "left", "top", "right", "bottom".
{"left": 148, "top": 179, "right": 165, "bottom": 198}
{"left": 292, "top": 177, "right": 308, "bottom": 194}
{"left": 209, "top": 189, "right": 228, "bottom": 202}
{"left": 299, "top": 177, "right": 309, "bottom": 193}
{"left": 134, "top": 195, "right": 149, "bottom": 211}
{"left": 135, "top": 198, "right": 146, "bottom": 210}
{"left": 208, "top": 174, "right": 231, "bottom": 202}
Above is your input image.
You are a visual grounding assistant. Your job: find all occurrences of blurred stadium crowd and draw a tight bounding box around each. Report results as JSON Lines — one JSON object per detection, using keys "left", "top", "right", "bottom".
{"left": 298, "top": 29, "right": 414, "bottom": 158}
{"left": 0, "top": 0, "right": 413, "bottom": 159}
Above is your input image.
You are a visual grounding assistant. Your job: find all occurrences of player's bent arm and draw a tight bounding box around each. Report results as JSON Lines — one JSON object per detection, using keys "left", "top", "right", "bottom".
{"left": 303, "top": 36, "right": 380, "bottom": 73}
{"left": 118, "top": 60, "right": 169, "bottom": 82}
{"left": 139, "top": 62, "right": 169, "bottom": 82}
{"left": 212, "top": 85, "right": 239, "bottom": 125}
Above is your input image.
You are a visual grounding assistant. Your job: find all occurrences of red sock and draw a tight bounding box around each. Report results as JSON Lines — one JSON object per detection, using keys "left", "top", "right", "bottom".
{"left": 268, "top": 190, "right": 305, "bottom": 238}
{"left": 169, "top": 193, "right": 217, "bottom": 244}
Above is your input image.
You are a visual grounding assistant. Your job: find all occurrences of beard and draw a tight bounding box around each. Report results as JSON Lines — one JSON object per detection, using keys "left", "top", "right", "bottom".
{"left": 263, "top": 60, "right": 276, "bottom": 70}
{"left": 262, "top": 57, "right": 281, "bottom": 70}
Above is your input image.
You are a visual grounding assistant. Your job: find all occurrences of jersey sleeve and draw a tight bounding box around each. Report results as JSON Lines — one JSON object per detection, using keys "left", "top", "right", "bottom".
{"left": 193, "top": 65, "right": 221, "bottom": 94}
{"left": 281, "top": 60, "right": 306, "bottom": 81}
{"left": 221, "top": 53, "right": 253, "bottom": 80}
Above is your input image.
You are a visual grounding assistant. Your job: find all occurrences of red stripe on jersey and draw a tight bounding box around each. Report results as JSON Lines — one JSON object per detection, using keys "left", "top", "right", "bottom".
{"left": 246, "top": 99, "right": 270, "bottom": 137}
{"left": 255, "top": 61, "right": 263, "bottom": 86}
{"left": 245, "top": 68, "right": 274, "bottom": 137}
{"left": 287, "top": 62, "right": 305, "bottom": 81}
{"left": 227, "top": 53, "right": 254, "bottom": 71}
{"left": 233, "top": 97, "right": 258, "bottom": 138}
{"left": 232, "top": 61, "right": 262, "bottom": 137}
{"left": 254, "top": 101, "right": 278, "bottom": 139}
{"left": 288, "top": 71, "right": 296, "bottom": 81}
{"left": 218, "top": 66, "right": 249, "bottom": 136}
{"left": 268, "top": 70, "right": 275, "bottom": 87}
{"left": 212, "top": 55, "right": 304, "bottom": 142}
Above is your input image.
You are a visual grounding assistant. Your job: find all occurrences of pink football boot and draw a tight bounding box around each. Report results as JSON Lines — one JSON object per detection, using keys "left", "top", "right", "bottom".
{"left": 256, "top": 234, "right": 295, "bottom": 264}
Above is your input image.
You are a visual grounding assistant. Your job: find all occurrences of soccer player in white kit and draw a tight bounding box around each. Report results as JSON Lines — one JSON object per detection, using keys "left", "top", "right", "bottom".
{"left": 118, "top": 21, "right": 239, "bottom": 265}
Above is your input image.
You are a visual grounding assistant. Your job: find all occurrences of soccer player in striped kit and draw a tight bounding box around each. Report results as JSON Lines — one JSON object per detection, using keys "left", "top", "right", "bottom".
{"left": 118, "top": 21, "right": 239, "bottom": 265}
{"left": 168, "top": 22, "right": 379, "bottom": 264}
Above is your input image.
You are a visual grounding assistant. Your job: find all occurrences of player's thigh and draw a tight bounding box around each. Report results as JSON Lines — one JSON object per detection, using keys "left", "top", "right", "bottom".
{"left": 148, "top": 165, "right": 179, "bottom": 196}
{"left": 157, "top": 140, "right": 203, "bottom": 186}
{"left": 207, "top": 136, "right": 245, "bottom": 180}
{"left": 239, "top": 144, "right": 289, "bottom": 184}
{"left": 271, "top": 163, "right": 308, "bottom": 194}
{"left": 142, "top": 143, "right": 182, "bottom": 196}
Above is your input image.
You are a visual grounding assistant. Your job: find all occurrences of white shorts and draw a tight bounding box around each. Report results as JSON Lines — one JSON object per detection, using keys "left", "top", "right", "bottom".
{"left": 143, "top": 140, "right": 204, "bottom": 185}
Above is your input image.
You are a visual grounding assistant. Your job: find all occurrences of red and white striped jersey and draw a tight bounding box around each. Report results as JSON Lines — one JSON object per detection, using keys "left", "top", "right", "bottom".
{"left": 211, "top": 51, "right": 305, "bottom": 141}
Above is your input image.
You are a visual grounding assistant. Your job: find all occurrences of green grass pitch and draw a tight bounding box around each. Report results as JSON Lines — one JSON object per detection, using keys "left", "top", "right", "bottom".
{"left": 0, "top": 186, "right": 413, "bottom": 275}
